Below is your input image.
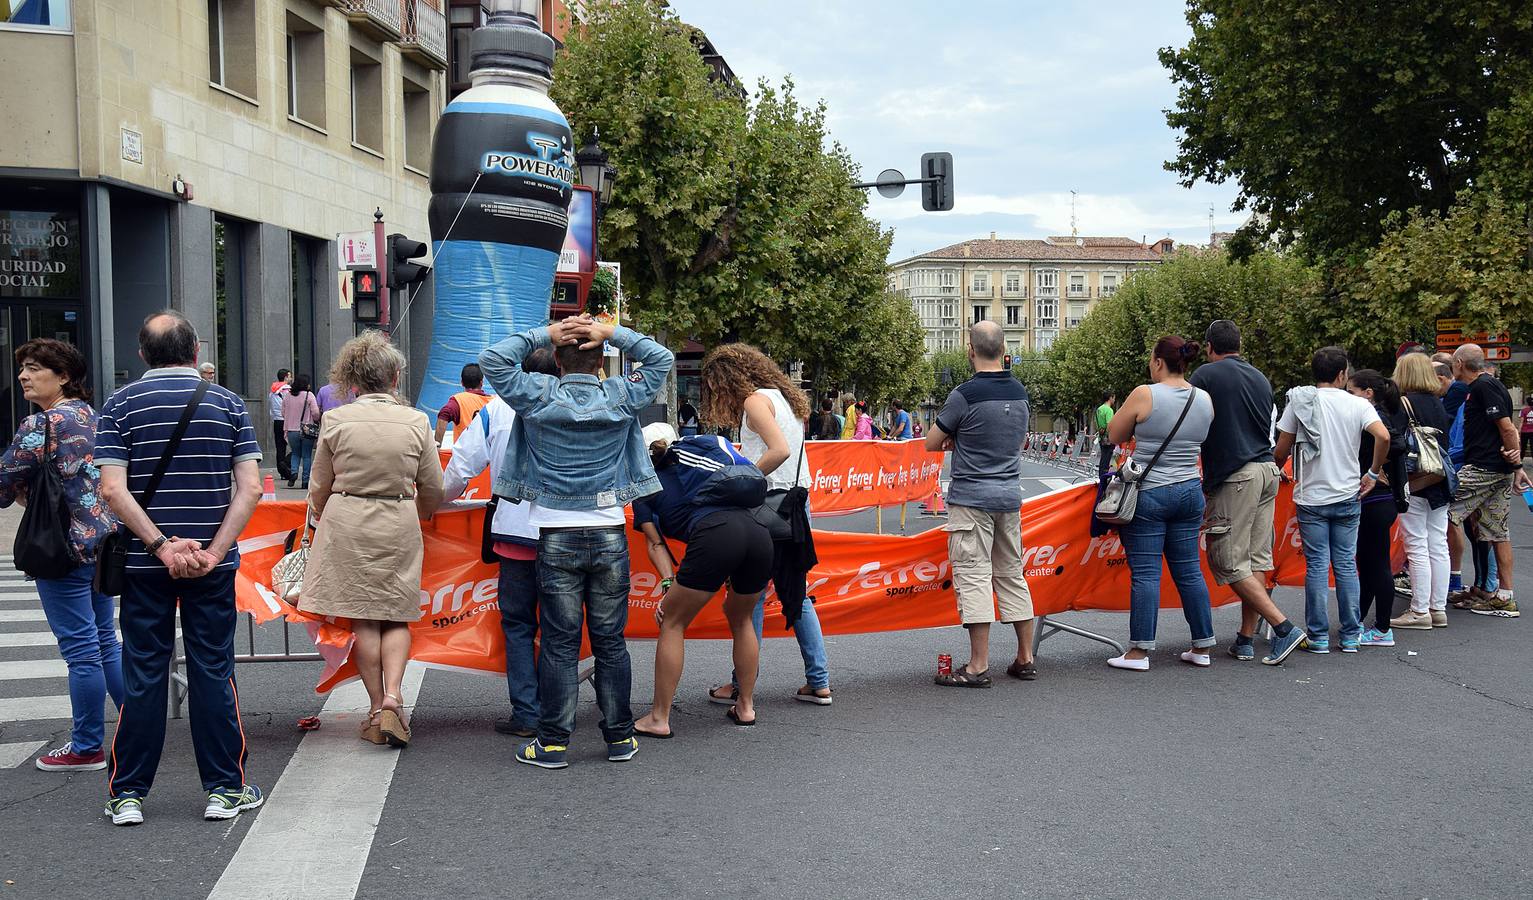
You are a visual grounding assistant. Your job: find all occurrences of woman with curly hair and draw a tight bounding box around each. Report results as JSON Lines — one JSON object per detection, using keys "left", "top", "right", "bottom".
{"left": 700, "top": 344, "right": 834, "bottom": 706}
{"left": 299, "top": 331, "right": 443, "bottom": 747}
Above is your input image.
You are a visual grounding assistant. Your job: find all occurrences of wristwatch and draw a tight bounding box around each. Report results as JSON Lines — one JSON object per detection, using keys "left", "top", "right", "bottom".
{"left": 146, "top": 535, "right": 169, "bottom": 555}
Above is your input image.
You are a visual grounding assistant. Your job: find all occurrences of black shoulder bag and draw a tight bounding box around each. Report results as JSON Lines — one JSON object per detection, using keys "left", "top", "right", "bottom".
{"left": 14, "top": 416, "right": 78, "bottom": 579}
{"left": 95, "top": 380, "right": 209, "bottom": 596}
{"left": 751, "top": 437, "right": 809, "bottom": 542}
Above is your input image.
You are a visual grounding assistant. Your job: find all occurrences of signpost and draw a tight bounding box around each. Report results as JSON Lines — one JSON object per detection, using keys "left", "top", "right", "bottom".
{"left": 1436, "top": 317, "right": 1531, "bottom": 363}
{"left": 337, "top": 230, "right": 377, "bottom": 270}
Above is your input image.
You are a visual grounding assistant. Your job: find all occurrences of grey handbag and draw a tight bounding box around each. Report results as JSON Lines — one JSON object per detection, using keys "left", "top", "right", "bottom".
{"left": 1093, "top": 390, "right": 1197, "bottom": 526}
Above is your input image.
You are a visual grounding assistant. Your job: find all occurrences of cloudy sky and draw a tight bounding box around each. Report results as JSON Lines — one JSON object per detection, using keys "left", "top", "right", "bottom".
{"left": 665, "top": 0, "right": 1244, "bottom": 260}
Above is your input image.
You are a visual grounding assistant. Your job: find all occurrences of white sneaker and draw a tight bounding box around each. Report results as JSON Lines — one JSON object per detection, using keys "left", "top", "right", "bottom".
{"left": 1390, "top": 610, "right": 1433, "bottom": 630}
{"left": 1107, "top": 654, "right": 1149, "bottom": 671}
{"left": 1179, "top": 650, "right": 1212, "bottom": 668}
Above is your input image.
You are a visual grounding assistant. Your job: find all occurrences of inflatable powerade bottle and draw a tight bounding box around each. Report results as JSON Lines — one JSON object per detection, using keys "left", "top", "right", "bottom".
{"left": 421, "top": 1, "right": 574, "bottom": 416}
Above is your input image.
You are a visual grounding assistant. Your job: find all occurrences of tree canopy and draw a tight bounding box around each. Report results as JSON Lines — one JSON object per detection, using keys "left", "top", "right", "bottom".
{"left": 551, "top": 0, "right": 926, "bottom": 400}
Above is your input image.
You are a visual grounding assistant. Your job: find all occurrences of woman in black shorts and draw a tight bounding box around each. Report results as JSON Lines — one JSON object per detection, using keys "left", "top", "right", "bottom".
{"left": 633, "top": 425, "right": 774, "bottom": 736}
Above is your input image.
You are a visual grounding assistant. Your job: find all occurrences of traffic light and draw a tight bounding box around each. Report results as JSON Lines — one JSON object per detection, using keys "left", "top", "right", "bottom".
{"left": 353, "top": 269, "right": 381, "bottom": 323}
{"left": 921, "top": 151, "right": 954, "bottom": 212}
{"left": 387, "top": 233, "right": 430, "bottom": 289}
{"left": 1004, "top": 354, "right": 1012, "bottom": 368}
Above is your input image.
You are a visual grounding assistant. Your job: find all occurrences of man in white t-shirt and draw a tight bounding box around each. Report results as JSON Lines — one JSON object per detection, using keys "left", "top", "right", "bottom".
{"left": 1274, "top": 347, "right": 1391, "bottom": 653}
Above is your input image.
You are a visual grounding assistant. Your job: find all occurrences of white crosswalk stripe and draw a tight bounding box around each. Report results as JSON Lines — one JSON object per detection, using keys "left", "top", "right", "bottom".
{"left": 0, "top": 579, "right": 108, "bottom": 767}
{"left": 0, "top": 695, "right": 73, "bottom": 723}
{"left": 0, "top": 609, "right": 49, "bottom": 623}
{"left": 0, "top": 659, "right": 67, "bottom": 680}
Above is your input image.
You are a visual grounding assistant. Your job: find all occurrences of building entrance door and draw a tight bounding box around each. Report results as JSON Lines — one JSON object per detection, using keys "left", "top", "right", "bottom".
{"left": 0, "top": 303, "right": 84, "bottom": 441}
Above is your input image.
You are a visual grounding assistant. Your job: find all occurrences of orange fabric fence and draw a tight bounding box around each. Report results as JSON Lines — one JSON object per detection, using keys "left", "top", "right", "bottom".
{"left": 233, "top": 480, "right": 1318, "bottom": 692}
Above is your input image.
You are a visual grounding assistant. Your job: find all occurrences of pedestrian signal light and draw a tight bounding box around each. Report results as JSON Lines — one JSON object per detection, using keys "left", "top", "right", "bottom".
{"left": 354, "top": 269, "right": 381, "bottom": 323}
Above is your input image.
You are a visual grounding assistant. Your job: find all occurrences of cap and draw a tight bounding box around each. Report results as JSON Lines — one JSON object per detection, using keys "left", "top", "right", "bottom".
{"left": 642, "top": 422, "right": 678, "bottom": 448}
{"left": 471, "top": 10, "right": 556, "bottom": 79}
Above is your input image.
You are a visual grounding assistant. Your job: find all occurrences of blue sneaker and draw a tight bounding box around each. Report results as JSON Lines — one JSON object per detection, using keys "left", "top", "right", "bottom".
{"left": 1303, "top": 637, "right": 1330, "bottom": 654}
{"left": 1359, "top": 627, "right": 1395, "bottom": 647}
{"left": 1228, "top": 638, "right": 1255, "bottom": 661}
{"left": 1261, "top": 628, "right": 1307, "bottom": 665}
{"left": 606, "top": 736, "right": 639, "bottom": 762}
{"left": 516, "top": 739, "right": 568, "bottom": 769}
{"left": 204, "top": 784, "right": 263, "bottom": 820}
{"left": 1339, "top": 637, "right": 1360, "bottom": 653}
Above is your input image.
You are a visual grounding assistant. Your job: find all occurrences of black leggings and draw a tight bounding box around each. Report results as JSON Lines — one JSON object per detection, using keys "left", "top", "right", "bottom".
{"left": 1356, "top": 499, "right": 1398, "bottom": 632}
{"left": 1473, "top": 537, "right": 1494, "bottom": 590}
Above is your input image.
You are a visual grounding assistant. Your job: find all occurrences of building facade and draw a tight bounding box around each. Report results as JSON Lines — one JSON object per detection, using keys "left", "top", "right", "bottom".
{"left": 0, "top": 1, "right": 580, "bottom": 462}
{"left": 890, "top": 235, "right": 1171, "bottom": 355}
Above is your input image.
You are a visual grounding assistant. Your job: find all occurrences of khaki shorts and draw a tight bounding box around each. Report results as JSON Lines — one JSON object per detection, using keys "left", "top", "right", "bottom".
{"left": 1450, "top": 465, "right": 1514, "bottom": 542}
{"left": 1203, "top": 461, "right": 1280, "bottom": 586}
{"left": 945, "top": 504, "right": 1035, "bottom": 625}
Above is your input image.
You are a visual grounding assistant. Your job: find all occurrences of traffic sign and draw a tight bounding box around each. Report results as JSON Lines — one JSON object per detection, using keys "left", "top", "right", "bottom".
{"left": 1436, "top": 318, "right": 1464, "bottom": 332}
{"left": 1436, "top": 331, "right": 1511, "bottom": 350}
{"left": 1485, "top": 346, "right": 1512, "bottom": 362}
{"left": 337, "top": 231, "right": 377, "bottom": 270}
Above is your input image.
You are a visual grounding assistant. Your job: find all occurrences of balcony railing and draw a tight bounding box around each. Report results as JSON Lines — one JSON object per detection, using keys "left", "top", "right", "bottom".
{"left": 1098, "top": 285, "right": 1118, "bottom": 297}
{"left": 1005, "top": 319, "right": 1028, "bottom": 329}
{"left": 1037, "top": 318, "right": 1057, "bottom": 328}
{"left": 1066, "top": 286, "right": 1088, "bottom": 298}
{"left": 399, "top": 0, "right": 448, "bottom": 69}
{"left": 340, "top": 0, "right": 402, "bottom": 40}
{"left": 1002, "top": 286, "right": 1026, "bottom": 298}
{"left": 1066, "top": 318, "right": 1083, "bottom": 328}
{"left": 969, "top": 286, "right": 992, "bottom": 298}
{"left": 1036, "top": 287, "right": 1058, "bottom": 298}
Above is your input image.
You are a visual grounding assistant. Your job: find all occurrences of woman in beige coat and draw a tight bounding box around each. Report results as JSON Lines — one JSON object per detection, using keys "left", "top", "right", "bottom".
{"left": 299, "top": 331, "right": 444, "bottom": 747}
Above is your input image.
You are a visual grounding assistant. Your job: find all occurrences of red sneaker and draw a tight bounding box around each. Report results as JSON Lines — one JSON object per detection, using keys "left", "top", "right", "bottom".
{"left": 35, "top": 743, "right": 106, "bottom": 772}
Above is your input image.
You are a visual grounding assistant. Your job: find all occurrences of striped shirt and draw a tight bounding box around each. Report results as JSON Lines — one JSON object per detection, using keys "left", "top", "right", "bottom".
{"left": 95, "top": 367, "right": 262, "bottom": 571}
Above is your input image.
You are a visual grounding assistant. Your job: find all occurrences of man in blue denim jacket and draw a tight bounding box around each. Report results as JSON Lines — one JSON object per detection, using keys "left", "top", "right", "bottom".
{"left": 480, "top": 316, "right": 674, "bottom": 769}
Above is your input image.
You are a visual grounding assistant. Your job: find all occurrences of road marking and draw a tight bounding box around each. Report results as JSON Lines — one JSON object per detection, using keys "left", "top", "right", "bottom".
{"left": 1041, "top": 478, "right": 1075, "bottom": 491}
{"left": 0, "top": 695, "right": 73, "bottom": 723}
{"left": 0, "top": 633, "right": 60, "bottom": 648}
{"left": 208, "top": 664, "right": 427, "bottom": 900}
{"left": 0, "top": 741, "right": 47, "bottom": 769}
{"left": 0, "top": 609, "right": 49, "bottom": 623}
{"left": 0, "top": 593, "right": 43, "bottom": 603}
{"left": 0, "top": 659, "right": 67, "bottom": 680}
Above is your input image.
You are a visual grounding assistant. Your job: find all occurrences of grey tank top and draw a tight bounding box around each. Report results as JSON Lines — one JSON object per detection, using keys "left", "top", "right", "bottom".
{"left": 1131, "top": 382, "right": 1214, "bottom": 489}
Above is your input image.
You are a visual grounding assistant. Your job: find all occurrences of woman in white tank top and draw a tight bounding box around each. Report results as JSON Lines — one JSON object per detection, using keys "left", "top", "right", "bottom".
{"left": 697, "top": 344, "right": 832, "bottom": 704}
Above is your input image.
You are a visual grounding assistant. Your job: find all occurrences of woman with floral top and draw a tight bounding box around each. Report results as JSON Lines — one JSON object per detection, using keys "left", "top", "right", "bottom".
{"left": 0, "top": 339, "right": 123, "bottom": 772}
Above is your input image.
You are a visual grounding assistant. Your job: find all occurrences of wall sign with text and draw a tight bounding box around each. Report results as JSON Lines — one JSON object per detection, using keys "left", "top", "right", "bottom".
{"left": 0, "top": 209, "right": 82, "bottom": 299}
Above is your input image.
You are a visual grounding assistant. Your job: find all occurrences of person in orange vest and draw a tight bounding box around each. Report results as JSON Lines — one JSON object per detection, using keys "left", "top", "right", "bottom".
{"left": 435, "top": 363, "right": 492, "bottom": 445}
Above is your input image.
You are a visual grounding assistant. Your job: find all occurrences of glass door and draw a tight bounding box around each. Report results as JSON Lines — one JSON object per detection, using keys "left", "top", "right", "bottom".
{"left": 1, "top": 302, "right": 83, "bottom": 442}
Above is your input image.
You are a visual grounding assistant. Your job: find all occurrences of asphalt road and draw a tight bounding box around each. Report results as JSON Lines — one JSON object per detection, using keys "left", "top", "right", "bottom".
{"left": 3, "top": 459, "right": 1530, "bottom": 899}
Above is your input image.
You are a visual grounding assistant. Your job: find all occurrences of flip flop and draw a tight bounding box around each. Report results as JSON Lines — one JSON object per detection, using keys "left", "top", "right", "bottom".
{"left": 794, "top": 686, "right": 833, "bottom": 705}
{"left": 726, "top": 706, "right": 756, "bottom": 727}
{"left": 708, "top": 684, "right": 739, "bottom": 706}
{"left": 634, "top": 724, "right": 675, "bottom": 740}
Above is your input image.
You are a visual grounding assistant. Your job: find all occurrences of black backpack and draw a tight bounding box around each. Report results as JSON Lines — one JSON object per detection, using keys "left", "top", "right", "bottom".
{"left": 14, "top": 417, "right": 76, "bottom": 579}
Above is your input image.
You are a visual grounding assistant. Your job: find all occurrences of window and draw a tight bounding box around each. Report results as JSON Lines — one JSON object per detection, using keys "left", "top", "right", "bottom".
{"left": 971, "top": 271, "right": 990, "bottom": 296}
{"left": 213, "top": 217, "right": 247, "bottom": 392}
{"left": 286, "top": 12, "right": 326, "bottom": 127}
{"left": 350, "top": 50, "right": 384, "bottom": 152}
{"left": 1036, "top": 330, "right": 1058, "bottom": 351}
{"left": 1005, "top": 304, "right": 1022, "bottom": 326}
{"left": 207, "top": 0, "right": 257, "bottom": 97}
{"left": 403, "top": 76, "right": 431, "bottom": 171}
{"left": 972, "top": 305, "right": 987, "bottom": 324}
{"left": 1036, "top": 269, "right": 1058, "bottom": 297}
{"left": 1101, "top": 273, "right": 1118, "bottom": 297}
{"left": 1003, "top": 270, "right": 1023, "bottom": 296}
{"left": 2, "top": 0, "right": 70, "bottom": 31}
{"left": 448, "top": 2, "right": 489, "bottom": 97}
{"left": 1037, "top": 295, "right": 1057, "bottom": 327}
{"left": 1068, "top": 272, "right": 1087, "bottom": 296}
{"left": 939, "top": 270, "right": 957, "bottom": 294}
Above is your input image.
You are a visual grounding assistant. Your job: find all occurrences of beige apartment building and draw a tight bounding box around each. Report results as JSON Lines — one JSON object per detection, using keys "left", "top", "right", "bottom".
{"left": 890, "top": 235, "right": 1172, "bottom": 356}
{"left": 0, "top": 0, "right": 458, "bottom": 452}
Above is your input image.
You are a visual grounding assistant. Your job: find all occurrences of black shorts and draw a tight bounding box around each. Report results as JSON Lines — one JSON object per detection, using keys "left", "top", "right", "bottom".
{"left": 675, "top": 510, "right": 774, "bottom": 595}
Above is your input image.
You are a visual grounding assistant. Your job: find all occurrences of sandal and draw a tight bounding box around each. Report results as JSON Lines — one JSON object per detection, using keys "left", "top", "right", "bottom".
{"left": 708, "top": 684, "right": 739, "bottom": 706}
{"left": 634, "top": 722, "right": 675, "bottom": 740}
{"left": 1006, "top": 660, "right": 1038, "bottom": 681}
{"left": 934, "top": 665, "right": 992, "bottom": 688}
{"left": 794, "top": 685, "right": 833, "bottom": 705}
{"left": 360, "top": 709, "right": 387, "bottom": 745}
{"left": 726, "top": 706, "right": 756, "bottom": 727}
{"left": 379, "top": 693, "right": 411, "bottom": 748}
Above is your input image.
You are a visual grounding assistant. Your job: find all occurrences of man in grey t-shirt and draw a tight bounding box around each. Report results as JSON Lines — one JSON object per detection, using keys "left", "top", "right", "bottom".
{"left": 926, "top": 320, "right": 1037, "bottom": 687}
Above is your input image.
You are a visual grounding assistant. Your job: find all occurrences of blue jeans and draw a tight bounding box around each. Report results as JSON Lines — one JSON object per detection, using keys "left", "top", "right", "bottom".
{"left": 36, "top": 564, "right": 125, "bottom": 753}
{"left": 1118, "top": 479, "right": 1216, "bottom": 651}
{"left": 496, "top": 557, "right": 541, "bottom": 729}
{"left": 1297, "top": 499, "right": 1362, "bottom": 642}
{"left": 535, "top": 527, "right": 633, "bottom": 746}
{"left": 287, "top": 430, "right": 314, "bottom": 485}
{"left": 733, "top": 595, "right": 830, "bottom": 691}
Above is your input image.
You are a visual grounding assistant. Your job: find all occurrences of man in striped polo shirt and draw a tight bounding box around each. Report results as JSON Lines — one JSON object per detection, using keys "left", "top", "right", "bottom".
{"left": 95, "top": 311, "right": 265, "bottom": 826}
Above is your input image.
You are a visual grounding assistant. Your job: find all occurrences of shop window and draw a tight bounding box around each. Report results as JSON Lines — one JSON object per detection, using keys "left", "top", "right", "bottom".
{"left": 213, "top": 217, "right": 247, "bottom": 393}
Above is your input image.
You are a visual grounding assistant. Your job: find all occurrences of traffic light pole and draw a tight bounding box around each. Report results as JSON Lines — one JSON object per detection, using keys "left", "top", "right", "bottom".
{"left": 373, "top": 208, "right": 389, "bottom": 328}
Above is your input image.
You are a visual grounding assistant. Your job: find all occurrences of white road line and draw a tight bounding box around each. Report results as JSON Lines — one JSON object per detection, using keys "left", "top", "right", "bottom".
{"left": 0, "top": 695, "right": 73, "bottom": 723}
{"left": 0, "top": 609, "right": 48, "bottom": 623}
{"left": 0, "top": 741, "right": 48, "bottom": 769}
{"left": 1041, "top": 478, "right": 1075, "bottom": 491}
{"left": 0, "top": 594, "right": 42, "bottom": 603}
{"left": 207, "top": 664, "right": 427, "bottom": 900}
{"left": 0, "top": 659, "right": 67, "bottom": 680}
{"left": 0, "top": 633, "right": 60, "bottom": 648}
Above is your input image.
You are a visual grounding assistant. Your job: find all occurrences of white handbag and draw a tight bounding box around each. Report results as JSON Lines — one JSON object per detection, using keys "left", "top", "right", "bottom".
{"left": 270, "top": 522, "right": 312, "bottom": 602}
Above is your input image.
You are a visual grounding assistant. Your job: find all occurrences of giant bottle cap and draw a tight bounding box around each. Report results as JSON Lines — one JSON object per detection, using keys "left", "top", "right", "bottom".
{"left": 470, "top": 9, "right": 556, "bottom": 79}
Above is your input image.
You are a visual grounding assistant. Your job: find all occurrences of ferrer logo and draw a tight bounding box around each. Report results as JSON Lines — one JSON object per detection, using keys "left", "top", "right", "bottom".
{"left": 480, "top": 132, "right": 574, "bottom": 187}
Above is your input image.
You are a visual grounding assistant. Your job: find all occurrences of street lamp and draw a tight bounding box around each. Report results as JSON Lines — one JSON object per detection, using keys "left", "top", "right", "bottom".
{"left": 576, "top": 127, "right": 617, "bottom": 209}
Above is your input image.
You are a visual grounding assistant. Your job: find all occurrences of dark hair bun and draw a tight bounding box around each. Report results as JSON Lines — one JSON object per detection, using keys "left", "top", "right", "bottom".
{"left": 1181, "top": 341, "right": 1202, "bottom": 359}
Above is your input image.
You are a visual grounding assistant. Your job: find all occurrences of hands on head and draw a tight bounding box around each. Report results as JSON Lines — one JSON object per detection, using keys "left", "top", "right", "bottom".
{"left": 547, "top": 315, "right": 615, "bottom": 351}
{"left": 155, "top": 537, "right": 219, "bottom": 579}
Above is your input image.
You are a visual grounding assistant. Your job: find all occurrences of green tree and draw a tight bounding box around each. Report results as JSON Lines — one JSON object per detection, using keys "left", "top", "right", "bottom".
{"left": 1161, "top": 1, "right": 1533, "bottom": 261}
{"left": 925, "top": 349, "right": 972, "bottom": 407}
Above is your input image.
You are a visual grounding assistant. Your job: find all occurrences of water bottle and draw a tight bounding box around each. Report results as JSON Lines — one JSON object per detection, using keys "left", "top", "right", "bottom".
{"left": 1522, "top": 487, "right": 1533, "bottom": 512}
{"left": 422, "top": 1, "right": 574, "bottom": 415}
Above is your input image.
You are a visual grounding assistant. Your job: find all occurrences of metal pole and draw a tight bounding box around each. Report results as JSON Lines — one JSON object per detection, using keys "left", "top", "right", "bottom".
{"left": 876, "top": 504, "right": 883, "bottom": 535}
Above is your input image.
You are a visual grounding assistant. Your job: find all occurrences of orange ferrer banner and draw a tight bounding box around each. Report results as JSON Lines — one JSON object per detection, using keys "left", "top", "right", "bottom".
{"left": 233, "top": 480, "right": 1320, "bottom": 693}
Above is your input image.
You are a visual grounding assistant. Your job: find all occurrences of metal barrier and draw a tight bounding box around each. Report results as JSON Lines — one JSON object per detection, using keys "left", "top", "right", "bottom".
{"left": 169, "top": 613, "right": 322, "bottom": 719}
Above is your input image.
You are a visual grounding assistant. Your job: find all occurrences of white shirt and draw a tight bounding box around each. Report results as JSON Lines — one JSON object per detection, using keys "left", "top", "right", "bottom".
{"left": 739, "top": 388, "right": 810, "bottom": 490}
{"left": 527, "top": 503, "right": 625, "bottom": 529}
{"left": 1277, "top": 386, "right": 1381, "bottom": 507}
{"left": 440, "top": 398, "right": 539, "bottom": 541}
